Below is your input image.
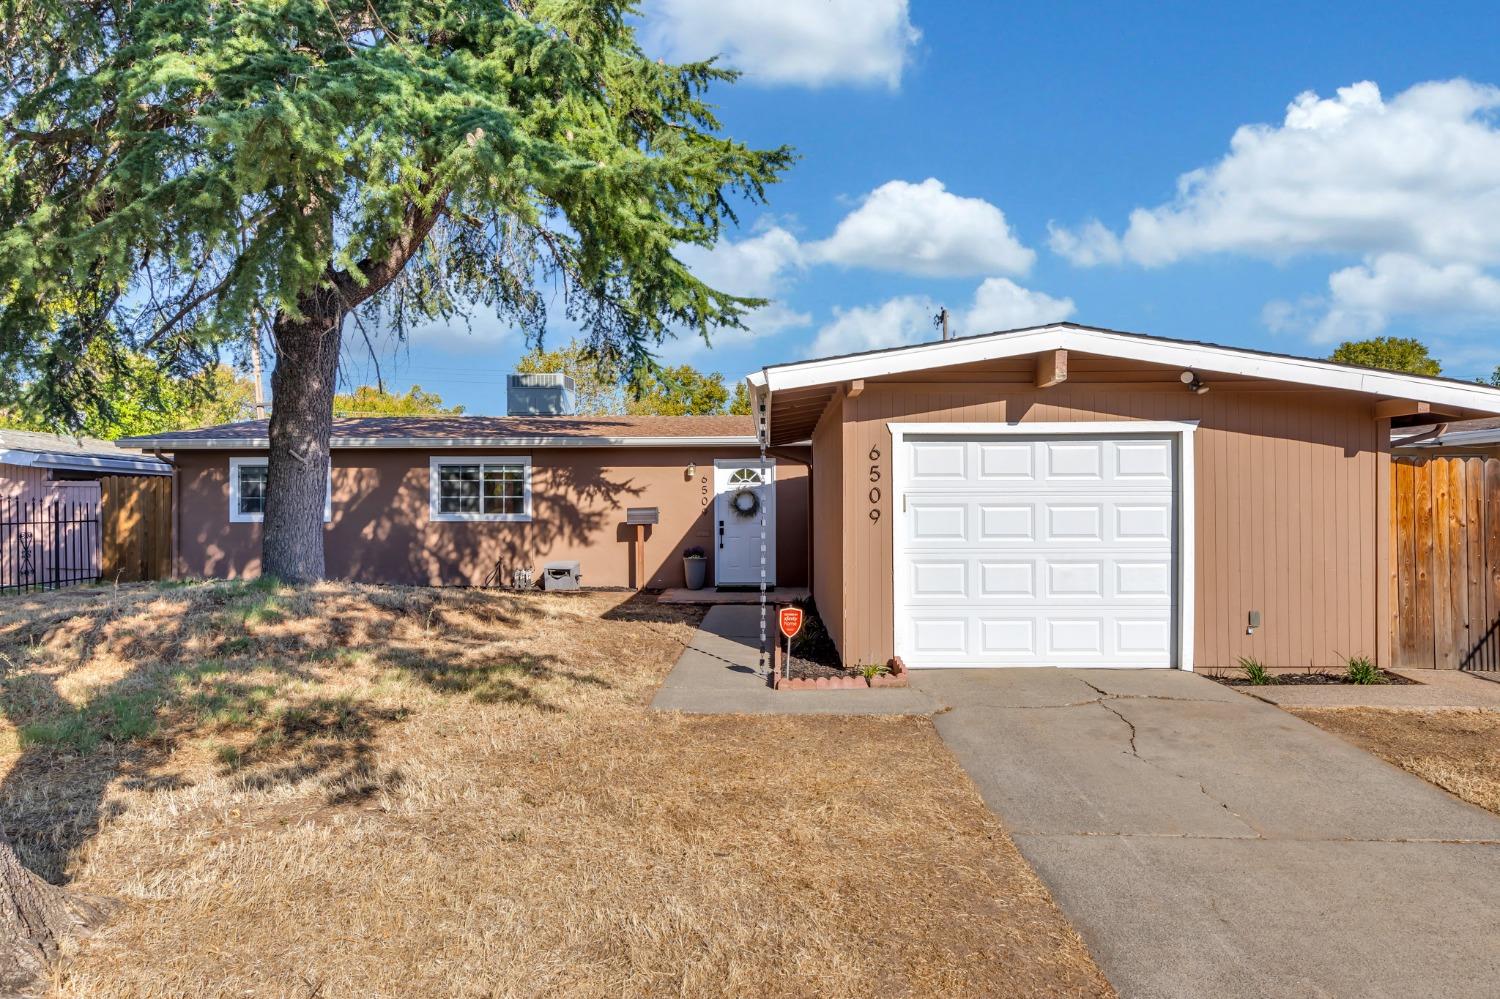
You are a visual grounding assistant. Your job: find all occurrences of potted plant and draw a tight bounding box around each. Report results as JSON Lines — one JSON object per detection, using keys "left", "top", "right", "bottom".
{"left": 682, "top": 546, "right": 708, "bottom": 590}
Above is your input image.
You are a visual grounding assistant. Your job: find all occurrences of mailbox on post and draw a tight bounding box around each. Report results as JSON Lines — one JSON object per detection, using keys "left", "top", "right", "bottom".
{"left": 625, "top": 508, "right": 659, "bottom": 589}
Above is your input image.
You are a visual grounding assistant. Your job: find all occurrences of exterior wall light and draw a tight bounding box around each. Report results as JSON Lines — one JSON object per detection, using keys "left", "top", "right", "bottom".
{"left": 1180, "top": 370, "right": 1210, "bottom": 394}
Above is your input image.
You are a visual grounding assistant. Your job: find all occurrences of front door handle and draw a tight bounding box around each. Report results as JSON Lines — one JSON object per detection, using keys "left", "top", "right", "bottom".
{"left": 718, "top": 520, "right": 724, "bottom": 549}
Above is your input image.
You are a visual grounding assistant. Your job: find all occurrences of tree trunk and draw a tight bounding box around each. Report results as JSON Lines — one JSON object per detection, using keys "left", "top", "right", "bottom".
{"left": 262, "top": 288, "right": 344, "bottom": 584}
{"left": 0, "top": 835, "right": 114, "bottom": 995}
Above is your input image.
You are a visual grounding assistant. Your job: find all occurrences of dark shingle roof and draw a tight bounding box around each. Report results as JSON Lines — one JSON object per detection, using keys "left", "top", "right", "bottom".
{"left": 117, "top": 414, "right": 756, "bottom": 448}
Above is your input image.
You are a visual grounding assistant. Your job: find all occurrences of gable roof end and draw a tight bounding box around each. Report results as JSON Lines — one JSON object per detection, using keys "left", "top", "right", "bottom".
{"left": 745, "top": 323, "right": 1500, "bottom": 417}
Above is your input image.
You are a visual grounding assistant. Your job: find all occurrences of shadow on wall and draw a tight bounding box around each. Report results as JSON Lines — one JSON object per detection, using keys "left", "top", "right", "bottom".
{"left": 188, "top": 451, "right": 809, "bottom": 589}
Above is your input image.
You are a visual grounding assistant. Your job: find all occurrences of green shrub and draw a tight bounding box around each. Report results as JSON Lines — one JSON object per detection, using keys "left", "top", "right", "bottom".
{"left": 857, "top": 662, "right": 891, "bottom": 680}
{"left": 1238, "top": 656, "right": 1273, "bottom": 686}
{"left": 1344, "top": 656, "right": 1387, "bottom": 685}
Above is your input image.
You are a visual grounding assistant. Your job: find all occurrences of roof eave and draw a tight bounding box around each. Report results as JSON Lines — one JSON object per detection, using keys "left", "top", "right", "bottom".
{"left": 115, "top": 435, "right": 762, "bottom": 451}
{"left": 758, "top": 324, "right": 1500, "bottom": 415}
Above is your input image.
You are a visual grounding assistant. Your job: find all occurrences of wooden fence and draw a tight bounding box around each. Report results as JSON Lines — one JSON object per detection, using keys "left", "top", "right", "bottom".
{"left": 1390, "top": 456, "right": 1500, "bottom": 671}
{"left": 99, "top": 475, "right": 173, "bottom": 583}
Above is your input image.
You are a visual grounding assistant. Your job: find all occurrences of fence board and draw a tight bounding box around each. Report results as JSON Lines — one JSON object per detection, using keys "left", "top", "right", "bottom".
{"left": 1392, "top": 456, "right": 1500, "bottom": 670}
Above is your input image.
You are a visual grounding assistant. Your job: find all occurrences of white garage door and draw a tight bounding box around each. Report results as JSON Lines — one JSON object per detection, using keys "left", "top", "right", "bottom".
{"left": 895, "top": 433, "right": 1179, "bottom": 668}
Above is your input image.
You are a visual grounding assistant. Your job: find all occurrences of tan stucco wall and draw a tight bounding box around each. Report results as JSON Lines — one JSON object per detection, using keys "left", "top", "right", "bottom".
{"left": 175, "top": 446, "right": 807, "bottom": 589}
{"left": 813, "top": 357, "right": 1391, "bottom": 670}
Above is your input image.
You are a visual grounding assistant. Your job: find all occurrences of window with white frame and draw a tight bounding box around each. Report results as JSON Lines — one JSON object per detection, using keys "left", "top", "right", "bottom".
{"left": 229, "top": 456, "right": 332, "bottom": 523}
{"left": 429, "top": 456, "right": 531, "bottom": 521}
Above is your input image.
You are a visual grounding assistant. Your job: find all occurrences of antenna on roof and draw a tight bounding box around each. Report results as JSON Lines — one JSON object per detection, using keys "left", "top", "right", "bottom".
{"left": 933, "top": 307, "right": 950, "bottom": 342}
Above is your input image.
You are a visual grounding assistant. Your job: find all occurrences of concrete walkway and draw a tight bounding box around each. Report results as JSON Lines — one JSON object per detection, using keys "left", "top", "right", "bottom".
{"left": 650, "top": 605, "right": 939, "bottom": 715}
{"left": 911, "top": 668, "right": 1500, "bottom": 999}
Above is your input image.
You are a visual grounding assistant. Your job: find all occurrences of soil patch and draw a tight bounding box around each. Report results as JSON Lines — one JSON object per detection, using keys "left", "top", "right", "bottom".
{"left": 1211, "top": 669, "right": 1417, "bottom": 687}
{"left": 1291, "top": 707, "right": 1500, "bottom": 815}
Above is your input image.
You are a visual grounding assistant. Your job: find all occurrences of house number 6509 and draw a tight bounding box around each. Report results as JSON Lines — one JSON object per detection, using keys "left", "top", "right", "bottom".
{"left": 868, "top": 445, "right": 882, "bottom": 521}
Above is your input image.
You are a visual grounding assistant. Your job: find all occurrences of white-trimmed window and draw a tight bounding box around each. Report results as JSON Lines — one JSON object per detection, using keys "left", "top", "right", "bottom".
{"left": 429, "top": 456, "right": 531, "bottom": 522}
{"left": 229, "top": 456, "right": 332, "bottom": 524}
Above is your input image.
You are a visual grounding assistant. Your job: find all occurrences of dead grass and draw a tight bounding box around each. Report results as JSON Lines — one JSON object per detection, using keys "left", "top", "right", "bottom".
{"left": 1292, "top": 707, "right": 1500, "bottom": 815}
{"left": 0, "top": 580, "right": 1110, "bottom": 998}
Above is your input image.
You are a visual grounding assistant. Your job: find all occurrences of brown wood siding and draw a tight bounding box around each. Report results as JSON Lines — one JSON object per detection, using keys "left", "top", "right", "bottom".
{"left": 1390, "top": 456, "right": 1500, "bottom": 669}
{"left": 173, "top": 447, "right": 807, "bottom": 589}
{"left": 810, "top": 393, "right": 846, "bottom": 650}
{"left": 823, "top": 371, "right": 1385, "bottom": 669}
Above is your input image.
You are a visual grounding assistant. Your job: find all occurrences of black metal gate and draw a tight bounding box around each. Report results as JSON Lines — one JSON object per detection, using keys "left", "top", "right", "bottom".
{"left": 0, "top": 496, "right": 102, "bottom": 595}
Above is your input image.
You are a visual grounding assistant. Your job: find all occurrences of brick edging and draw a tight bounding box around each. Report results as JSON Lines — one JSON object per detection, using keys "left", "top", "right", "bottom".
{"left": 771, "top": 656, "right": 909, "bottom": 691}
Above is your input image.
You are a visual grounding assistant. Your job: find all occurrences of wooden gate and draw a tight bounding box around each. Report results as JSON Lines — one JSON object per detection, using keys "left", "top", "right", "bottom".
{"left": 99, "top": 475, "right": 173, "bottom": 583}
{"left": 1390, "top": 457, "right": 1500, "bottom": 671}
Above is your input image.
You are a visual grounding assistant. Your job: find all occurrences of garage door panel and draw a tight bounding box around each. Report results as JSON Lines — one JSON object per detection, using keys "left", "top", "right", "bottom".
{"left": 908, "top": 559, "right": 968, "bottom": 599}
{"left": 978, "top": 617, "right": 1037, "bottom": 656}
{"left": 1045, "top": 504, "right": 1104, "bottom": 542}
{"left": 1114, "top": 440, "right": 1174, "bottom": 481}
{"left": 979, "top": 503, "right": 1035, "bottom": 541}
{"left": 897, "top": 432, "right": 1179, "bottom": 669}
{"left": 909, "top": 441, "right": 968, "bottom": 481}
{"left": 978, "top": 442, "right": 1035, "bottom": 480}
{"left": 908, "top": 502, "right": 967, "bottom": 542}
{"left": 1115, "top": 503, "right": 1172, "bottom": 541}
{"left": 978, "top": 560, "right": 1035, "bottom": 598}
{"left": 1116, "top": 560, "right": 1172, "bottom": 598}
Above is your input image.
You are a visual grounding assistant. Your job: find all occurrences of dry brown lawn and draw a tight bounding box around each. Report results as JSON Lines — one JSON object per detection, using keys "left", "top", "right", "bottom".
{"left": 0, "top": 580, "right": 1110, "bottom": 998}
{"left": 1292, "top": 707, "right": 1500, "bottom": 815}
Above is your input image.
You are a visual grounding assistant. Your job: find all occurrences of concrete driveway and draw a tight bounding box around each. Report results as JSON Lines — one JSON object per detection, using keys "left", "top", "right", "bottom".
{"left": 911, "top": 668, "right": 1500, "bottom": 999}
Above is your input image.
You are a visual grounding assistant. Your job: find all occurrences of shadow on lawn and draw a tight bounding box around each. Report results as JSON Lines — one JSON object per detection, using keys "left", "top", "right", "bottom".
{"left": 0, "top": 581, "right": 412, "bottom": 883}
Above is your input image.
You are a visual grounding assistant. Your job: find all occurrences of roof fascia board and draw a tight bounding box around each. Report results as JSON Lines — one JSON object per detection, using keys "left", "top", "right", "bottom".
{"left": 759, "top": 325, "right": 1500, "bottom": 414}
{"left": 117, "top": 435, "right": 761, "bottom": 451}
{"left": 0, "top": 449, "right": 169, "bottom": 475}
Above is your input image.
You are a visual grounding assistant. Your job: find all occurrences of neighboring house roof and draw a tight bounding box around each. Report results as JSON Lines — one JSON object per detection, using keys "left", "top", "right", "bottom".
{"left": 0, "top": 429, "right": 173, "bottom": 476}
{"left": 746, "top": 322, "right": 1500, "bottom": 414}
{"left": 1392, "top": 416, "right": 1500, "bottom": 452}
{"left": 116, "top": 414, "right": 759, "bottom": 450}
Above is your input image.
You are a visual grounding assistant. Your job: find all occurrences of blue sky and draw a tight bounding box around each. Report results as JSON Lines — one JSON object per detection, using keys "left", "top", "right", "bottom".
{"left": 343, "top": 1, "right": 1500, "bottom": 413}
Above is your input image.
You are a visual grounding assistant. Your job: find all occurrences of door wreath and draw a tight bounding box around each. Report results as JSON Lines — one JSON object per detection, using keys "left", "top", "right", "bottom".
{"left": 729, "top": 487, "right": 760, "bottom": 519}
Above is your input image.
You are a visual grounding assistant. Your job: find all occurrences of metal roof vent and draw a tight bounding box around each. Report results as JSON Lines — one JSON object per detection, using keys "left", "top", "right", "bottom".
{"left": 507, "top": 373, "right": 577, "bottom": 416}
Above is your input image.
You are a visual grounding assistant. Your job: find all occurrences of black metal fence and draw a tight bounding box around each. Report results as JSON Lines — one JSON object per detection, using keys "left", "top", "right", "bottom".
{"left": 0, "top": 496, "right": 102, "bottom": 595}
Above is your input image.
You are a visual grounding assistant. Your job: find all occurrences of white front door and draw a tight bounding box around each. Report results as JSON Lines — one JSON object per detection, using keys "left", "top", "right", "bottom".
{"left": 894, "top": 432, "right": 1179, "bottom": 668}
{"left": 714, "top": 459, "right": 777, "bottom": 587}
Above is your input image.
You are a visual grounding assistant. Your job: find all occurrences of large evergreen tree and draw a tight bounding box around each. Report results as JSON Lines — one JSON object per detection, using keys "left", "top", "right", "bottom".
{"left": 0, "top": 0, "right": 791, "bottom": 584}
{"left": 0, "top": 1, "right": 789, "bottom": 981}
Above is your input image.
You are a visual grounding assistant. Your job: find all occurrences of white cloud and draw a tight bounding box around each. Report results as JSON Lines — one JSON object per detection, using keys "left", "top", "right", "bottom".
{"left": 1048, "top": 79, "right": 1500, "bottom": 347}
{"left": 676, "top": 225, "right": 804, "bottom": 297}
{"left": 665, "top": 225, "right": 810, "bottom": 360}
{"left": 809, "top": 295, "right": 938, "bottom": 357}
{"left": 961, "top": 278, "right": 1075, "bottom": 336}
{"left": 1266, "top": 253, "right": 1500, "bottom": 342}
{"left": 808, "top": 279, "right": 1075, "bottom": 357}
{"left": 1051, "top": 80, "right": 1500, "bottom": 268}
{"left": 642, "top": 0, "right": 919, "bottom": 89}
{"left": 812, "top": 179, "right": 1035, "bottom": 278}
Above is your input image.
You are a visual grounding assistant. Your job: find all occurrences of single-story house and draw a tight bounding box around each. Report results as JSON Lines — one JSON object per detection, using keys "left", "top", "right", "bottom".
{"left": 120, "top": 392, "right": 810, "bottom": 590}
{"left": 1, "top": 429, "right": 172, "bottom": 590}
{"left": 119, "top": 323, "right": 1500, "bottom": 672}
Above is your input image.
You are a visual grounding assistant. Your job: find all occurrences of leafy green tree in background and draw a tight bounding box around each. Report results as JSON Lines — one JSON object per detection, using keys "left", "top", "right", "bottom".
{"left": 1, "top": 0, "right": 792, "bottom": 587}
{"left": 0, "top": 343, "right": 254, "bottom": 438}
{"left": 626, "top": 364, "right": 731, "bottom": 416}
{"left": 728, "top": 381, "right": 753, "bottom": 416}
{"left": 333, "top": 384, "right": 463, "bottom": 418}
{"left": 1483, "top": 366, "right": 1500, "bottom": 388}
{"left": 1330, "top": 337, "right": 1442, "bottom": 376}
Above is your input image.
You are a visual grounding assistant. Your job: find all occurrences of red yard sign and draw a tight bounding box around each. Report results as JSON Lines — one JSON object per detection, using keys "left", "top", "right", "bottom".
{"left": 778, "top": 606, "right": 804, "bottom": 640}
